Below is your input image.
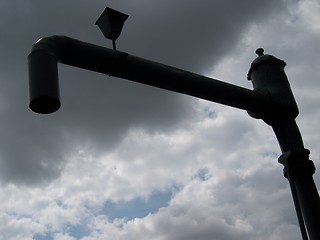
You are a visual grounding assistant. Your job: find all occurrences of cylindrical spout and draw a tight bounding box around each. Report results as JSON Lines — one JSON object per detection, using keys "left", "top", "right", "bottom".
{"left": 28, "top": 38, "right": 61, "bottom": 114}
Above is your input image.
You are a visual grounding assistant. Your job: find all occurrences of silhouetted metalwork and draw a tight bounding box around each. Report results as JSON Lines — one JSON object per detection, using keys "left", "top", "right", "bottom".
{"left": 28, "top": 36, "right": 267, "bottom": 115}
{"left": 28, "top": 7, "right": 320, "bottom": 240}
{"left": 95, "top": 6, "right": 128, "bottom": 50}
{"left": 248, "top": 50, "right": 320, "bottom": 240}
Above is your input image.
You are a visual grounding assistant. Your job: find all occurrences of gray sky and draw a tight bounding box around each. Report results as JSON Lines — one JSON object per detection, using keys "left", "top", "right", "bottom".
{"left": 0, "top": 0, "right": 320, "bottom": 239}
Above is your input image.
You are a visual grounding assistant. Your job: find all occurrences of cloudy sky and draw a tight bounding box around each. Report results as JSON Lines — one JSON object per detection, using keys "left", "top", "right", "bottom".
{"left": 0, "top": 0, "right": 320, "bottom": 239}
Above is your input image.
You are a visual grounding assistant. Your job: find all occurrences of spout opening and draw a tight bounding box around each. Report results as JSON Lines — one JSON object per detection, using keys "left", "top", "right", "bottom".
{"left": 29, "top": 96, "right": 61, "bottom": 114}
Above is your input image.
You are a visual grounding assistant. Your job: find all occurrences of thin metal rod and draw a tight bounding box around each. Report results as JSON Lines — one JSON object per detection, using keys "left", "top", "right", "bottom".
{"left": 295, "top": 173, "right": 320, "bottom": 240}
{"left": 279, "top": 150, "right": 320, "bottom": 240}
{"left": 112, "top": 40, "right": 116, "bottom": 51}
{"left": 287, "top": 166, "right": 309, "bottom": 240}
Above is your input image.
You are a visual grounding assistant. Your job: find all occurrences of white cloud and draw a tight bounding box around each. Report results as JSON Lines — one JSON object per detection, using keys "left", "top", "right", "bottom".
{"left": 79, "top": 169, "right": 299, "bottom": 240}
{"left": 54, "top": 233, "right": 76, "bottom": 240}
{"left": 294, "top": 0, "right": 320, "bottom": 33}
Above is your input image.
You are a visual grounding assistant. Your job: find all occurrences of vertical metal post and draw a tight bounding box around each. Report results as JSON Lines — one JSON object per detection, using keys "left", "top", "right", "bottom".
{"left": 248, "top": 49, "right": 320, "bottom": 239}
{"left": 279, "top": 150, "right": 320, "bottom": 240}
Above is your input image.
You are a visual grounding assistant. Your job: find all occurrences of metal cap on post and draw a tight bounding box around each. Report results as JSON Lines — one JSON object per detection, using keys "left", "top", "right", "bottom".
{"left": 247, "top": 48, "right": 299, "bottom": 124}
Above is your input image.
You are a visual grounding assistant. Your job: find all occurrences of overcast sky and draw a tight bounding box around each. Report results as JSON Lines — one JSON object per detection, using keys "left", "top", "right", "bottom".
{"left": 0, "top": 0, "right": 320, "bottom": 239}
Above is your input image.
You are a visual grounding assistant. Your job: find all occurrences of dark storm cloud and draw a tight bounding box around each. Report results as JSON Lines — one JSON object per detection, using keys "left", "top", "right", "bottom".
{"left": 0, "top": 116, "right": 66, "bottom": 185}
{"left": 0, "top": 0, "right": 289, "bottom": 185}
{"left": 118, "top": 0, "right": 288, "bottom": 72}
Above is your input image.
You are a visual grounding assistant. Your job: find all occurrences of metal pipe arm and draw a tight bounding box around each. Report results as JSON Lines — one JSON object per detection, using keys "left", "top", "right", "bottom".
{"left": 28, "top": 35, "right": 267, "bottom": 114}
